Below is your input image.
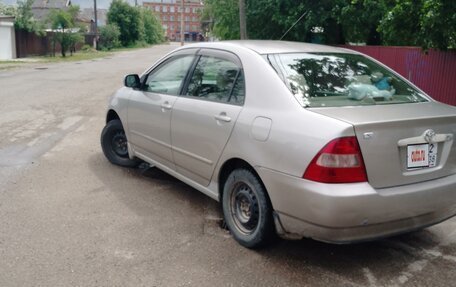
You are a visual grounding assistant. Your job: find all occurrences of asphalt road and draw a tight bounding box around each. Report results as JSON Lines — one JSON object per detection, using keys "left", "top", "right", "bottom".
{"left": 1, "top": 43, "right": 455, "bottom": 287}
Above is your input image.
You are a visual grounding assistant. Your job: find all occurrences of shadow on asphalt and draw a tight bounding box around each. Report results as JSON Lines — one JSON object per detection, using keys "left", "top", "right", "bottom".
{"left": 88, "top": 152, "right": 454, "bottom": 283}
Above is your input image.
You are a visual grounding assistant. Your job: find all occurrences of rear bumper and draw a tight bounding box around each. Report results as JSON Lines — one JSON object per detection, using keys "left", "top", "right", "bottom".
{"left": 257, "top": 167, "right": 456, "bottom": 243}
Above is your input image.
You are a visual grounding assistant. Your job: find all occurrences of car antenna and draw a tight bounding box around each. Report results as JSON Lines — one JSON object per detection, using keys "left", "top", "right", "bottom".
{"left": 279, "top": 11, "right": 308, "bottom": 41}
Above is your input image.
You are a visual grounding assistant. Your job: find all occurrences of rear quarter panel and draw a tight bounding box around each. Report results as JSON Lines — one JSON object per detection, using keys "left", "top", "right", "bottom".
{"left": 212, "top": 47, "right": 354, "bottom": 190}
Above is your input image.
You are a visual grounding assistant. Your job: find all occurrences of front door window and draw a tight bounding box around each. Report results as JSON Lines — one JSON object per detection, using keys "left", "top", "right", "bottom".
{"left": 145, "top": 55, "right": 195, "bottom": 95}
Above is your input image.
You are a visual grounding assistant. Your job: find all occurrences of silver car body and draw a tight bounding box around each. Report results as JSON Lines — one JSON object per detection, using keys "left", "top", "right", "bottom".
{"left": 107, "top": 41, "right": 456, "bottom": 243}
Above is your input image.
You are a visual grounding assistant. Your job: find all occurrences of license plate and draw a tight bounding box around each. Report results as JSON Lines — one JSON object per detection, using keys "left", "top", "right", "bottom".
{"left": 407, "top": 143, "right": 438, "bottom": 169}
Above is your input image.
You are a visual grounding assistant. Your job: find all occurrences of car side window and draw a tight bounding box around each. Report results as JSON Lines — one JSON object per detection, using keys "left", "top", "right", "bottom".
{"left": 144, "top": 55, "right": 195, "bottom": 95}
{"left": 185, "top": 55, "right": 245, "bottom": 105}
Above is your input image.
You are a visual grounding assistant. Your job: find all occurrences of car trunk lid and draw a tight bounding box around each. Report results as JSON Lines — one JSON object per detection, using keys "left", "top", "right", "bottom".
{"left": 310, "top": 102, "right": 456, "bottom": 188}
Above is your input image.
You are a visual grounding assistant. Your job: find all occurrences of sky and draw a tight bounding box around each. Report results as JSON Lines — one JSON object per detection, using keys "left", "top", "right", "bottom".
{"left": 0, "top": 0, "right": 144, "bottom": 9}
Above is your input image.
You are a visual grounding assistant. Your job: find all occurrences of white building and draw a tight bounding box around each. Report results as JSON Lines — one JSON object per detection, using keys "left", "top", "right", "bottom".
{"left": 0, "top": 16, "right": 16, "bottom": 60}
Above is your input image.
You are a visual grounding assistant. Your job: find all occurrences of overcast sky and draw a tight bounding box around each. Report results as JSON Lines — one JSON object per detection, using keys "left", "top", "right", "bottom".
{"left": 0, "top": 0, "right": 144, "bottom": 9}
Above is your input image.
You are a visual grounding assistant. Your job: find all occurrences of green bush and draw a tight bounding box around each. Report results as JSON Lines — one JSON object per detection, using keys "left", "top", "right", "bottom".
{"left": 107, "top": 0, "right": 164, "bottom": 47}
{"left": 139, "top": 7, "right": 165, "bottom": 45}
{"left": 107, "top": 0, "right": 141, "bottom": 46}
{"left": 99, "top": 24, "right": 121, "bottom": 50}
{"left": 81, "top": 44, "right": 95, "bottom": 52}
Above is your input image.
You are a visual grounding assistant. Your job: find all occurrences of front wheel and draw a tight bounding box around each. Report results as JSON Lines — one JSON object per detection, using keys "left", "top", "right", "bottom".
{"left": 222, "top": 169, "right": 275, "bottom": 249}
{"left": 100, "top": 119, "right": 141, "bottom": 168}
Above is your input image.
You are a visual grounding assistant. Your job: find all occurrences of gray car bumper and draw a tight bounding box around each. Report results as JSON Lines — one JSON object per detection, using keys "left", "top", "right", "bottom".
{"left": 257, "top": 167, "right": 456, "bottom": 243}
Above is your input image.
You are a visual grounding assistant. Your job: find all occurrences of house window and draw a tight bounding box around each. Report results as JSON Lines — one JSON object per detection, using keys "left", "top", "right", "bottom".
{"left": 170, "top": 15, "right": 174, "bottom": 21}
{"left": 163, "top": 6, "right": 168, "bottom": 12}
{"left": 155, "top": 6, "right": 160, "bottom": 12}
{"left": 185, "top": 7, "right": 190, "bottom": 13}
{"left": 170, "top": 6, "right": 175, "bottom": 13}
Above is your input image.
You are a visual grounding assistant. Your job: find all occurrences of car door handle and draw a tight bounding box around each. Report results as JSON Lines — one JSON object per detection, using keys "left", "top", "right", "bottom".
{"left": 214, "top": 113, "right": 231, "bottom": 123}
{"left": 161, "top": 102, "right": 172, "bottom": 110}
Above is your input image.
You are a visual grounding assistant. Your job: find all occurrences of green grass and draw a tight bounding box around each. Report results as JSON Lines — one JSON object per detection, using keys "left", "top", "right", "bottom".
{"left": 0, "top": 60, "right": 27, "bottom": 70}
{"left": 0, "top": 50, "right": 111, "bottom": 68}
{"left": 33, "top": 50, "right": 112, "bottom": 63}
{"left": 0, "top": 42, "right": 167, "bottom": 69}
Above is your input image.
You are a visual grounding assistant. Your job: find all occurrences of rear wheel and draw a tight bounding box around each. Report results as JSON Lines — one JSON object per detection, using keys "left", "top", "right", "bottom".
{"left": 101, "top": 119, "right": 141, "bottom": 168}
{"left": 222, "top": 168, "right": 275, "bottom": 249}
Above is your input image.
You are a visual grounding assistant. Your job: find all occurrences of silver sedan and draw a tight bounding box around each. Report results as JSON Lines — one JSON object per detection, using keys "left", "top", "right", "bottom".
{"left": 101, "top": 41, "right": 456, "bottom": 249}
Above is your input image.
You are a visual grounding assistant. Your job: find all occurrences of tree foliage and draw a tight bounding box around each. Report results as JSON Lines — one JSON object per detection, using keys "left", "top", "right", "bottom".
{"left": 107, "top": 0, "right": 141, "bottom": 46}
{"left": 1, "top": 0, "right": 43, "bottom": 34}
{"left": 99, "top": 24, "right": 121, "bottom": 50}
{"left": 204, "top": 0, "right": 346, "bottom": 43}
{"left": 335, "top": 0, "right": 387, "bottom": 44}
{"left": 139, "top": 7, "right": 165, "bottom": 45}
{"left": 107, "top": 1, "right": 164, "bottom": 47}
{"left": 202, "top": 0, "right": 239, "bottom": 40}
{"left": 0, "top": 3, "right": 17, "bottom": 17}
{"left": 48, "top": 6, "right": 83, "bottom": 57}
{"left": 378, "top": 0, "right": 456, "bottom": 50}
{"left": 203, "top": 0, "right": 456, "bottom": 50}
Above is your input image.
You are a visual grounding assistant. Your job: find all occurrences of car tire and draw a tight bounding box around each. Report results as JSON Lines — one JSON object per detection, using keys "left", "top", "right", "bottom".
{"left": 222, "top": 168, "right": 275, "bottom": 249}
{"left": 100, "top": 119, "right": 141, "bottom": 168}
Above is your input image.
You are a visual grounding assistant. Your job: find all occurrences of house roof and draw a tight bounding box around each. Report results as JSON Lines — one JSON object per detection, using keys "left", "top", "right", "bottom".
{"left": 31, "top": 0, "right": 71, "bottom": 22}
{"left": 78, "top": 8, "right": 107, "bottom": 26}
{"left": 31, "top": 0, "right": 71, "bottom": 9}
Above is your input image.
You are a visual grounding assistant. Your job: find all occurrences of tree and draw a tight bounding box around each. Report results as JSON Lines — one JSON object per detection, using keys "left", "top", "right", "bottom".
{"left": 48, "top": 5, "right": 83, "bottom": 57}
{"left": 202, "top": 0, "right": 455, "bottom": 50}
{"left": 139, "top": 7, "right": 165, "bottom": 45}
{"left": 99, "top": 24, "right": 121, "bottom": 50}
{"left": 203, "top": 0, "right": 344, "bottom": 43}
{"left": 107, "top": 0, "right": 141, "bottom": 46}
{"left": 203, "top": 0, "right": 240, "bottom": 40}
{"left": 0, "top": 3, "right": 17, "bottom": 17}
{"left": 334, "top": 0, "right": 387, "bottom": 44}
{"left": 1, "top": 0, "right": 44, "bottom": 34}
{"left": 378, "top": 0, "right": 456, "bottom": 50}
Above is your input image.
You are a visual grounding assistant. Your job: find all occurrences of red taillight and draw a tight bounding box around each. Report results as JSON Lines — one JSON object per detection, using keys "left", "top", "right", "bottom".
{"left": 303, "top": 136, "right": 367, "bottom": 183}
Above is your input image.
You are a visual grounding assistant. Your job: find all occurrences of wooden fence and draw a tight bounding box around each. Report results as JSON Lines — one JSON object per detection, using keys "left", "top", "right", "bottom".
{"left": 15, "top": 30, "right": 90, "bottom": 58}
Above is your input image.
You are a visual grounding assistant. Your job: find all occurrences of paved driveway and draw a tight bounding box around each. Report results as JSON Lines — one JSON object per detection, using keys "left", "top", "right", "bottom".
{"left": 0, "top": 43, "right": 455, "bottom": 287}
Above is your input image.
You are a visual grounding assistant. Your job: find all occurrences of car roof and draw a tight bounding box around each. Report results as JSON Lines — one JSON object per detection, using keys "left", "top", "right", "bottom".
{"left": 184, "top": 40, "right": 358, "bottom": 55}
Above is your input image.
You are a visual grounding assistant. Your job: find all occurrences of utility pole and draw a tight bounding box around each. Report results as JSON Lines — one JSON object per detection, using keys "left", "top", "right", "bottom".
{"left": 180, "top": 0, "right": 184, "bottom": 46}
{"left": 239, "top": 0, "right": 247, "bottom": 39}
{"left": 93, "top": 0, "right": 98, "bottom": 49}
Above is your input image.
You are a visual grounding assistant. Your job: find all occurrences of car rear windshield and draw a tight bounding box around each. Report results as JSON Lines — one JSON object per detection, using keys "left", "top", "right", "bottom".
{"left": 268, "top": 53, "right": 429, "bottom": 107}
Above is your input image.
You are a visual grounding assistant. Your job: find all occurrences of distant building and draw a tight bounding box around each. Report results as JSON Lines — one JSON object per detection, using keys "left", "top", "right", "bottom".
{"left": 142, "top": 0, "right": 204, "bottom": 42}
{"left": 31, "top": 0, "right": 71, "bottom": 24}
{"left": 0, "top": 16, "right": 16, "bottom": 59}
{"left": 78, "top": 8, "right": 108, "bottom": 34}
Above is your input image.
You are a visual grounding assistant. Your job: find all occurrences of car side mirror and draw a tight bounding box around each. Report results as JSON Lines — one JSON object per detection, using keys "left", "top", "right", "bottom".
{"left": 124, "top": 74, "right": 140, "bottom": 89}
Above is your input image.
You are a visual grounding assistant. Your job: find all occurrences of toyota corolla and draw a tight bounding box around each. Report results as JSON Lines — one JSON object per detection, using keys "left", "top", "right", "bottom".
{"left": 101, "top": 41, "right": 456, "bottom": 248}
